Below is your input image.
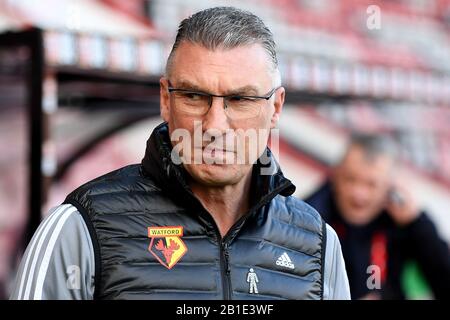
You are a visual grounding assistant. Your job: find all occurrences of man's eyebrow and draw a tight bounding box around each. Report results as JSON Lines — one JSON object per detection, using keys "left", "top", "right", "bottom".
{"left": 171, "top": 79, "right": 260, "bottom": 95}
{"left": 225, "top": 85, "right": 260, "bottom": 96}
{"left": 172, "top": 79, "right": 205, "bottom": 92}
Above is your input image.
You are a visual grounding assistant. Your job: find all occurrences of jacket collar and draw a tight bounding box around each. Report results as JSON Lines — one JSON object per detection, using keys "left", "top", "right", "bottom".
{"left": 141, "top": 122, "right": 296, "bottom": 208}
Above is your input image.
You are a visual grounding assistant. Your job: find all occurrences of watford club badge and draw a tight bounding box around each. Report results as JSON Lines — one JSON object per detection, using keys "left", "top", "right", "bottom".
{"left": 148, "top": 226, "right": 187, "bottom": 269}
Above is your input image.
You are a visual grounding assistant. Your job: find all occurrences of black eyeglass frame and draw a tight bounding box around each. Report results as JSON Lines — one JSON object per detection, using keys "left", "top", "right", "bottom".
{"left": 167, "top": 81, "right": 281, "bottom": 110}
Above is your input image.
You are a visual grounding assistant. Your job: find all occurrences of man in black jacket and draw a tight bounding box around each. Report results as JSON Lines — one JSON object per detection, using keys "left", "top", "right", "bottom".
{"left": 11, "top": 7, "right": 350, "bottom": 300}
{"left": 306, "top": 133, "right": 450, "bottom": 299}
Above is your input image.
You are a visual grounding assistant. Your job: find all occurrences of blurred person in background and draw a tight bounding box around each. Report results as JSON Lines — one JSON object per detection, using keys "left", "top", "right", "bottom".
{"left": 10, "top": 7, "right": 349, "bottom": 300}
{"left": 305, "top": 133, "right": 450, "bottom": 299}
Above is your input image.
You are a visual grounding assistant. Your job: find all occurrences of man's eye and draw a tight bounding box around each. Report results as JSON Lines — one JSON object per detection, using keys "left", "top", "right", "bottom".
{"left": 228, "top": 96, "right": 243, "bottom": 102}
{"left": 228, "top": 96, "right": 257, "bottom": 104}
{"left": 182, "top": 92, "right": 203, "bottom": 100}
{"left": 229, "top": 96, "right": 257, "bottom": 103}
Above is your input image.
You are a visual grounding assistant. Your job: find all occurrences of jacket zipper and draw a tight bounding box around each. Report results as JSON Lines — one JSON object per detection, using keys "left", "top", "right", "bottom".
{"left": 199, "top": 208, "right": 232, "bottom": 300}
{"left": 219, "top": 241, "right": 231, "bottom": 300}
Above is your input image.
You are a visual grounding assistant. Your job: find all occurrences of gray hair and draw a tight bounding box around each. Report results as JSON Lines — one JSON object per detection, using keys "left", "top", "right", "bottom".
{"left": 166, "top": 6, "right": 278, "bottom": 76}
{"left": 345, "top": 132, "right": 398, "bottom": 162}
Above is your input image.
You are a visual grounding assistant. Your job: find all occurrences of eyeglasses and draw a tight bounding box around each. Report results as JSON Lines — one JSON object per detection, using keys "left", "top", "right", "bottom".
{"left": 167, "top": 81, "right": 280, "bottom": 120}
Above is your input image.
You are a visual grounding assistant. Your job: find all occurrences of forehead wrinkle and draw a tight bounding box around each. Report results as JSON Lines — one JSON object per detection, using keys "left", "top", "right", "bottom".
{"left": 169, "top": 43, "right": 273, "bottom": 93}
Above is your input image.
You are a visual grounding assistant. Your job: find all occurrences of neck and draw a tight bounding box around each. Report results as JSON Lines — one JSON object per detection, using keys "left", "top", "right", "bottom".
{"left": 190, "top": 171, "right": 253, "bottom": 238}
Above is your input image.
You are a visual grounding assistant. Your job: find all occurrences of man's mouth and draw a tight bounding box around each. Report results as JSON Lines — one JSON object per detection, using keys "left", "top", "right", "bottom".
{"left": 198, "top": 145, "right": 237, "bottom": 154}
{"left": 208, "top": 149, "right": 233, "bottom": 156}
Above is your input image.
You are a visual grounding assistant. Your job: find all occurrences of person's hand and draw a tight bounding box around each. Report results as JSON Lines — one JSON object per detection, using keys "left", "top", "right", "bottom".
{"left": 385, "top": 184, "right": 420, "bottom": 226}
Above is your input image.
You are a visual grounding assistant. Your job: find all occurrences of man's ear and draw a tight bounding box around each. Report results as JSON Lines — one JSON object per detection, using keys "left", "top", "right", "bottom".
{"left": 270, "top": 87, "right": 285, "bottom": 129}
{"left": 160, "top": 77, "right": 170, "bottom": 122}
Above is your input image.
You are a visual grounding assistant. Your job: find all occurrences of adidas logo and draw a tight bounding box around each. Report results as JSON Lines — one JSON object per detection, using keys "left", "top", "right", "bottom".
{"left": 276, "top": 252, "right": 295, "bottom": 269}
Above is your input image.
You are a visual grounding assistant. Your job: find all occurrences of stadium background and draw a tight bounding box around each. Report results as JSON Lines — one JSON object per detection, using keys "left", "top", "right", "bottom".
{"left": 0, "top": 0, "right": 449, "bottom": 299}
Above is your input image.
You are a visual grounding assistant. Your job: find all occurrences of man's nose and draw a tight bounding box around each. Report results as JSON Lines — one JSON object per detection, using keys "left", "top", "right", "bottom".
{"left": 202, "top": 96, "right": 230, "bottom": 132}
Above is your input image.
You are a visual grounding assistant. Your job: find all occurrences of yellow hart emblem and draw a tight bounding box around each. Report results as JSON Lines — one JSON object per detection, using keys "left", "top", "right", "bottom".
{"left": 148, "top": 226, "right": 187, "bottom": 269}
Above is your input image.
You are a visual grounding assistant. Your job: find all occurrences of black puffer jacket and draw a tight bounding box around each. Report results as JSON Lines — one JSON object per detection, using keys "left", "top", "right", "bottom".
{"left": 65, "top": 122, "right": 327, "bottom": 300}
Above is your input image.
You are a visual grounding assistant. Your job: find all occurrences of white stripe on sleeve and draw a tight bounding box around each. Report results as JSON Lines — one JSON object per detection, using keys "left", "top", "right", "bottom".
{"left": 33, "top": 207, "right": 77, "bottom": 299}
{"left": 17, "top": 205, "right": 70, "bottom": 299}
{"left": 22, "top": 205, "right": 77, "bottom": 300}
